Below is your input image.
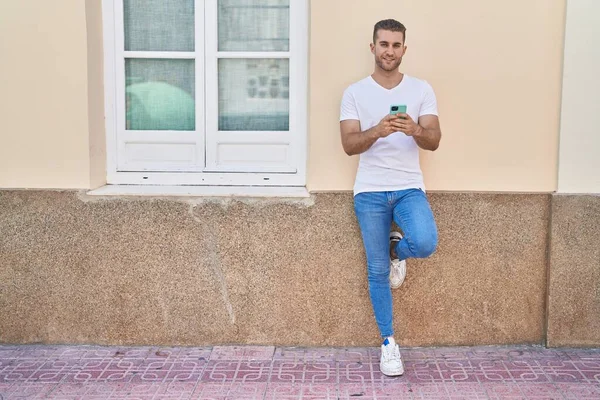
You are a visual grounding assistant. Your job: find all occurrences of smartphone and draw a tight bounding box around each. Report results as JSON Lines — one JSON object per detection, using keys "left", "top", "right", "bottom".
{"left": 389, "top": 104, "right": 407, "bottom": 117}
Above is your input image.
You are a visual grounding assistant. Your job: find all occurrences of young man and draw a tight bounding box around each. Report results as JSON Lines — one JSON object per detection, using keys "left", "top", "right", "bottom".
{"left": 339, "top": 19, "right": 441, "bottom": 376}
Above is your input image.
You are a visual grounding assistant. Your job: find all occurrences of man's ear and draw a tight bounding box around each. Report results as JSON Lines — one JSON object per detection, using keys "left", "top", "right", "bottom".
{"left": 370, "top": 42, "right": 375, "bottom": 54}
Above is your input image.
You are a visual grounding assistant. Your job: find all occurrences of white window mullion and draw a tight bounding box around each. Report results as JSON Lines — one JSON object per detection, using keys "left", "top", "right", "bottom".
{"left": 103, "top": 0, "right": 118, "bottom": 179}
{"left": 195, "top": 0, "right": 205, "bottom": 171}
{"left": 288, "top": 0, "right": 308, "bottom": 183}
{"left": 204, "top": 0, "right": 219, "bottom": 171}
{"left": 215, "top": 52, "right": 290, "bottom": 58}
{"left": 124, "top": 51, "right": 196, "bottom": 59}
{"left": 114, "top": 0, "right": 127, "bottom": 165}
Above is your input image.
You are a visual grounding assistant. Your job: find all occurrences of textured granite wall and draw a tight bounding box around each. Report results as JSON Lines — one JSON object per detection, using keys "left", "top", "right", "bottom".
{"left": 1, "top": 191, "right": 551, "bottom": 346}
{"left": 547, "top": 195, "right": 600, "bottom": 347}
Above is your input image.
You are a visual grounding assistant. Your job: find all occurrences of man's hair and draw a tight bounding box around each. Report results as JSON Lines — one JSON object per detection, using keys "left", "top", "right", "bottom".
{"left": 373, "top": 19, "right": 406, "bottom": 43}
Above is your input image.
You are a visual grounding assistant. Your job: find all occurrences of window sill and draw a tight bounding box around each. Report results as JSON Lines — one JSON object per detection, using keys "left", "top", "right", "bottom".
{"left": 86, "top": 185, "right": 310, "bottom": 198}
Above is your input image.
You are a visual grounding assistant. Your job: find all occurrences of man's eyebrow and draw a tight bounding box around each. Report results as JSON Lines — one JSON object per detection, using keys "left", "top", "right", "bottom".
{"left": 378, "top": 40, "right": 403, "bottom": 45}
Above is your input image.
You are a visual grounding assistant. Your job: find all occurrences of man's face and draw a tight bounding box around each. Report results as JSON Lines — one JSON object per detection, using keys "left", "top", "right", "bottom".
{"left": 370, "top": 29, "right": 406, "bottom": 72}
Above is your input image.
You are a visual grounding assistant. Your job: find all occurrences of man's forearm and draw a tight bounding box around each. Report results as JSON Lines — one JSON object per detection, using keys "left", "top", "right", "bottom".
{"left": 413, "top": 125, "right": 441, "bottom": 151}
{"left": 343, "top": 126, "right": 381, "bottom": 156}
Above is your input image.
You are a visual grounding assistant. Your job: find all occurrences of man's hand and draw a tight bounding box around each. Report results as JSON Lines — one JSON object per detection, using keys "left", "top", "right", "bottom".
{"left": 390, "top": 113, "right": 423, "bottom": 137}
{"left": 374, "top": 114, "right": 408, "bottom": 138}
{"left": 392, "top": 113, "right": 442, "bottom": 151}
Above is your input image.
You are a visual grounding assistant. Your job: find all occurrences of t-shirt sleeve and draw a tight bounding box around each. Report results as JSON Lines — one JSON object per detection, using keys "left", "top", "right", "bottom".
{"left": 419, "top": 82, "right": 438, "bottom": 117}
{"left": 340, "top": 88, "right": 359, "bottom": 121}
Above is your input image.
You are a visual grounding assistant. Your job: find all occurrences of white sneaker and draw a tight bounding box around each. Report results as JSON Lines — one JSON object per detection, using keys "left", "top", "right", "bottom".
{"left": 380, "top": 338, "right": 404, "bottom": 376}
{"left": 389, "top": 232, "right": 406, "bottom": 289}
{"left": 389, "top": 259, "right": 406, "bottom": 289}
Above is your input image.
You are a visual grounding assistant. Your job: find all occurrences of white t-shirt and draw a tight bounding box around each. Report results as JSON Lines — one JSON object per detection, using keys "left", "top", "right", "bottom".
{"left": 340, "top": 75, "right": 438, "bottom": 196}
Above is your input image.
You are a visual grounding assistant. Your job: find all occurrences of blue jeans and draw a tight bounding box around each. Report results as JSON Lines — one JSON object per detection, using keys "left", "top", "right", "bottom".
{"left": 354, "top": 189, "right": 438, "bottom": 338}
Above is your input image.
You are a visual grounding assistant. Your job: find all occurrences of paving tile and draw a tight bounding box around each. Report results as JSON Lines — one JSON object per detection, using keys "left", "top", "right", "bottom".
{"left": 517, "top": 383, "right": 566, "bottom": 398}
{"left": 373, "top": 381, "right": 421, "bottom": 398}
{"left": 578, "top": 369, "right": 600, "bottom": 384}
{"left": 101, "top": 382, "right": 161, "bottom": 399}
{"left": 468, "top": 358, "right": 508, "bottom": 370}
{"left": 409, "top": 382, "right": 453, "bottom": 398}
{"left": 545, "top": 370, "right": 587, "bottom": 383}
{"left": 434, "top": 347, "right": 474, "bottom": 360}
{"left": 506, "top": 369, "right": 549, "bottom": 383}
{"left": 483, "top": 383, "right": 525, "bottom": 399}
{"left": 152, "top": 382, "right": 198, "bottom": 399}
{"left": 436, "top": 359, "right": 476, "bottom": 370}
{"left": 338, "top": 382, "right": 372, "bottom": 398}
{"left": 200, "top": 360, "right": 271, "bottom": 383}
{"left": 475, "top": 369, "right": 513, "bottom": 383}
{"left": 273, "top": 347, "right": 339, "bottom": 363}
{"left": 338, "top": 361, "right": 375, "bottom": 384}
{"left": 433, "top": 382, "right": 488, "bottom": 399}
{"left": 404, "top": 348, "right": 438, "bottom": 361}
{"left": 1, "top": 369, "right": 39, "bottom": 383}
{"left": 27, "top": 369, "right": 68, "bottom": 383}
{"left": 164, "top": 370, "right": 202, "bottom": 382}
{"left": 406, "top": 364, "right": 445, "bottom": 383}
{"left": 336, "top": 347, "right": 379, "bottom": 363}
{"left": 191, "top": 382, "right": 267, "bottom": 399}
{"left": 128, "top": 370, "right": 169, "bottom": 383}
{"left": 557, "top": 382, "right": 600, "bottom": 399}
{"left": 19, "top": 346, "right": 61, "bottom": 359}
{"left": 210, "top": 346, "right": 274, "bottom": 361}
{"left": 438, "top": 369, "right": 479, "bottom": 383}
{"left": 0, "top": 347, "right": 23, "bottom": 359}
{"left": 45, "top": 382, "right": 107, "bottom": 399}
{"left": 2, "top": 382, "right": 58, "bottom": 399}
{"left": 270, "top": 360, "right": 336, "bottom": 384}
{"left": 265, "top": 383, "right": 337, "bottom": 400}
{"left": 42, "top": 382, "right": 117, "bottom": 399}
{"left": 60, "top": 369, "right": 108, "bottom": 384}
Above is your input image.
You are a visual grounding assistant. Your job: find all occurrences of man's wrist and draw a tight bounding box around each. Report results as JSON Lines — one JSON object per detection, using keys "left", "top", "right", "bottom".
{"left": 414, "top": 124, "right": 425, "bottom": 137}
{"left": 369, "top": 126, "right": 382, "bottom": 139}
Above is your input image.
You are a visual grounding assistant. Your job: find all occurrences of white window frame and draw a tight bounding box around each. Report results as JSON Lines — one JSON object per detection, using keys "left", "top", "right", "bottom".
{"left": 101, "top": 0, "right": 308, "bottom": 186}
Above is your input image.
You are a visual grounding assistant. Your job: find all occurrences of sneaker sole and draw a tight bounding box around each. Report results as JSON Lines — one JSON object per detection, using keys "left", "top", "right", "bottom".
{"left": 390, "top": 279, "right": 405, "bottom": 290}
{"left": 390, "top": 231, "right": 403, "bottom": 241}
{"left": 380, "top": 365, "right": 404, "bottom": 376}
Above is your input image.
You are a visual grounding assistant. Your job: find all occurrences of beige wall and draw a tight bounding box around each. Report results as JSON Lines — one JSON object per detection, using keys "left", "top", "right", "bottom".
{"left": 0, "top": 1, "right": 568, "bottom": 191}
{"left": 557, "top": 0, "right": 600, "bottom": 194}
{"left": 0, "top": 1, "right": 91, "bottom": 189}
{"left": 86, "top": 0, "right": 107, "bottom": 189}
{"left": 308, "top": 0, "right": 566, "bottom": 192}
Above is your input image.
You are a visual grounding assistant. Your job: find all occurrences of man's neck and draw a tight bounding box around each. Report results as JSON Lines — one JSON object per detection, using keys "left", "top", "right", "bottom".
{"left": 371, "top": 70, "right": 404, "bottom": 90}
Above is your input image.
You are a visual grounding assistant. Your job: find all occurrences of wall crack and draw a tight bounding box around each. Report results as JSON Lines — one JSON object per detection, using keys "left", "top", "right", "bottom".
{"left": 189, "top": 204, "right": 236, "bottom": 325}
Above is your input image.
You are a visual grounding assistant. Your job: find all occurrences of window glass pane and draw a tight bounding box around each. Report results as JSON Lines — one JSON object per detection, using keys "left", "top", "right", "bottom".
{"left": 124, "top": 0, "right": 194, "bottom": 51}
{"left": 218, "top": 59, "right": 289, "bottom": 131}
{"left": 126, "top": 59, "right": 195, "bottom": 131}
{"left": 218, "top": 0, "right": 289, "bottom": 52}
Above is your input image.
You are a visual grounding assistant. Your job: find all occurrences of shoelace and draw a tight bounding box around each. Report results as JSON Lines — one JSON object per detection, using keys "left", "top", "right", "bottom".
{"left": 382, "top": 346, "right": 403, "bottom": 368}
{"left": 382, "top": 345, "right": 399, "bottom": 361}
